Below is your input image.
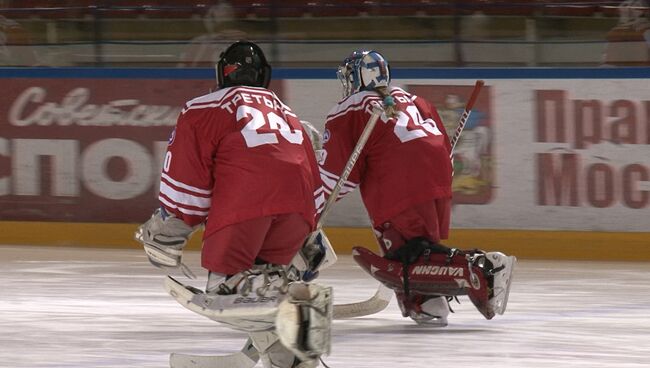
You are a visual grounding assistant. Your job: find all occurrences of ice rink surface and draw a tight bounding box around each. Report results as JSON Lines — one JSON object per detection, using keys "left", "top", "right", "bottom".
{"left": 1, "top": 245, "right": 650, "bottom": 368}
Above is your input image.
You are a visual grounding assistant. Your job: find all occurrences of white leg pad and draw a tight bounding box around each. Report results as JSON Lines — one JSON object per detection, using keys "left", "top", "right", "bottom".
{"left": 164, "top": 276, "right": 281, "bottom": 332}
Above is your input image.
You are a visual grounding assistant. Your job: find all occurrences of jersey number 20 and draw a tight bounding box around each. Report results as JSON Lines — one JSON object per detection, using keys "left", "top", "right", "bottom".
{"left": 238, "top": 105, "right": 304, "bottom": 147}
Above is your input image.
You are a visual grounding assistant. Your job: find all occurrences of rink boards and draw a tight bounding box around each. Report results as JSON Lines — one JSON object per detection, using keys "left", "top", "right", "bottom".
{"left": 0, "top": 67, "right": 648, "bottom": 260}
{"left": 1, "top": 221, "right": 649, "bottom": 261}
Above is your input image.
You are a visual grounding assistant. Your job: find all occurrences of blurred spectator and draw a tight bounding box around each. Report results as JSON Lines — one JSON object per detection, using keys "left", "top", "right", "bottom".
{"left": 603, "top": 0, "right": 650, "bottom": 66}
{"left": 0, "top": 14, "right": 38, "bottom": 66}
{"left": 461, "top": 11, "right": 490, "bottom": 41}
{"left": 178, "top": 1, "right": 247, "bottom": 67}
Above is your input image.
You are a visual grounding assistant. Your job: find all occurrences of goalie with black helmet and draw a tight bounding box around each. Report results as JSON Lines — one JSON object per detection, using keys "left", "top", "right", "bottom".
{"left": 135, "top": 41, "right": 331, "bottom": 368}
{"left": 319, "top": 49, "right": 516, "bottom": 326}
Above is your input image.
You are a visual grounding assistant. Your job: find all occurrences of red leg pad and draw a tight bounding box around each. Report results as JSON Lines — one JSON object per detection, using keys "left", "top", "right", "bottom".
{"left": 352, "top": 246, "right": 497, "bottom": 319}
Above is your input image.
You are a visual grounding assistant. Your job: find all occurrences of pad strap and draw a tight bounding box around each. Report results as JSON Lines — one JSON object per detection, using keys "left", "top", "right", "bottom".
{"left": 384, "top": 237, "right": 455, "bottom": 298}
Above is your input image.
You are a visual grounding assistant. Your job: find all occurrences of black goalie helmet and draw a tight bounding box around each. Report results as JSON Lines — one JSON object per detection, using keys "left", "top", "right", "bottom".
{"left": 217, "top": 41, "right": 271, "bottom": 89}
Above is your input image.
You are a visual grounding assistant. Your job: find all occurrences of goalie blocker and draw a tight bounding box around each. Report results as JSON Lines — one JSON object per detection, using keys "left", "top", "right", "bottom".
{"left": 352, "top": 237, "right": 516, "bottom": 320}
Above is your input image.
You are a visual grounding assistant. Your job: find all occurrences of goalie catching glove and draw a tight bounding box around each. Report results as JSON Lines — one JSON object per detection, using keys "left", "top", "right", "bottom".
{"left": 135, "top": 207, "right": 196, "bottom": 271}
{"left": 300, "top": 120, "right": 326, "bottom": 164}
{"left": 289, "top": 229, "right": 338, "bottom": 282}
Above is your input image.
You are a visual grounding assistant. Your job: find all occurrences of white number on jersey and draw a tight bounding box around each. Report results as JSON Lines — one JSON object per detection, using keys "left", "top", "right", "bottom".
{"left": 238, "top": 105, "right": 304, "bottom": 148}
{"left": 393, "top": 105, "right": 443, "bottom": 143}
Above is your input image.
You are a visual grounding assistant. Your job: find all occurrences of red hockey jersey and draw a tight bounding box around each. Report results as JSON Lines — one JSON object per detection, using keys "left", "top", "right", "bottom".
{"left": 159, "top": 86, "right": 320, "bottom": 239}
{"left": 319, "top": 87, "right": 452, "bottom": 227}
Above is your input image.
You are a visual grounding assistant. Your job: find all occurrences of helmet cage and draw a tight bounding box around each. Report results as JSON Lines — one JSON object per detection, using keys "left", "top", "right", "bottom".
{"left": 337, "top": 50, "right": 390, "bottom": 98}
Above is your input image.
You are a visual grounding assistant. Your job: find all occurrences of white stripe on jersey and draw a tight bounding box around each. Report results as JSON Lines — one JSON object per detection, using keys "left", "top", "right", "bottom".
{"left": 159, "top": 196, "right": 210, "bottom": 217}
{"left": 319, "top": 167, "right": 358, "bottom": 191}
{"left": 326, "top": 87, "right": 412, "bottom": 121}
{"left": 319, "top": 177, "right": 356, "bottom": 201}
{"left": 160, "top": 173, "right": 212, "bottom": 195}
{"left": 314, "top": 191, "right": 326, "bottom": 214}
{"left": 314, "top": 170, "right": 356, "bottom": 214}
{"left": 159, "top": 181, "right": 211, "bottom": 209}
{"left": 181, "top": 87, "right": 242, "bottom": 114}
{"left": 181, "top": 86, "right": 296, "bottom": 117}
{"left": 327, "top": 93, "right": 380, "bottom": 121}
{"left": 321, "top": 185, "right": 354, "bottom": 199}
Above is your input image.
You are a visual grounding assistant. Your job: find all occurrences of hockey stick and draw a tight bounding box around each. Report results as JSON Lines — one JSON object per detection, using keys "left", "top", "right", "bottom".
{"left": 300, "top": 105, "right": 394, "bottom": 319}
{"left": 332, "top": 81, "right": 486, "bottom": 319}
{"left": 449, "top": 80, "right": 484, "bottom": 156}
{"left": 308, "top": 104, "right": 384, "bottom": 243}
{"left": 333, "top": 279, "right": 394, "bottom": 319}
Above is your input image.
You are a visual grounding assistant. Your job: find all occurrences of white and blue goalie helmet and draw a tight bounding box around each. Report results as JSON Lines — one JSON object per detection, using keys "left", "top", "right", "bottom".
{"left": 337, "top": 50, "right": 391, "bottom": 98}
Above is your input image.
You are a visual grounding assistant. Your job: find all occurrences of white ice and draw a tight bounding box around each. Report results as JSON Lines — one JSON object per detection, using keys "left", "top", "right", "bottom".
{"left": 1, "top": 245, "right": 649, "bottom": 368}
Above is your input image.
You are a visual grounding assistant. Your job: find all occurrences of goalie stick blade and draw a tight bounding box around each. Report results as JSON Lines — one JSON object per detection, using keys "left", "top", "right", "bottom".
{"left": 333, "top": 283, "right": 393, "bottom": 319}
{"left": 170, "top": 338, "right": 259, "bottom": 368}
{"left": 170, "top": 353, "right": 257, "bottom": 368}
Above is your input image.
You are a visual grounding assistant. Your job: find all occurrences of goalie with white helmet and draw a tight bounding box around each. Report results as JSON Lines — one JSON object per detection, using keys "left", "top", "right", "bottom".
{"left": 320, "top": 50, "right": 516, "bottom": 326}
{"left": 337, "top": 50, "right": 398, "bottom": 117}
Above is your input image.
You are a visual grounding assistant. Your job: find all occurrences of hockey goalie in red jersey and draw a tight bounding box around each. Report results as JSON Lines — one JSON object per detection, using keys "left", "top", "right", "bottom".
{"left": 135, "top": 41, "right": 332, "bottom": 368}
{"left": 319, "top": 50, "right": 516, "bottom": 326}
